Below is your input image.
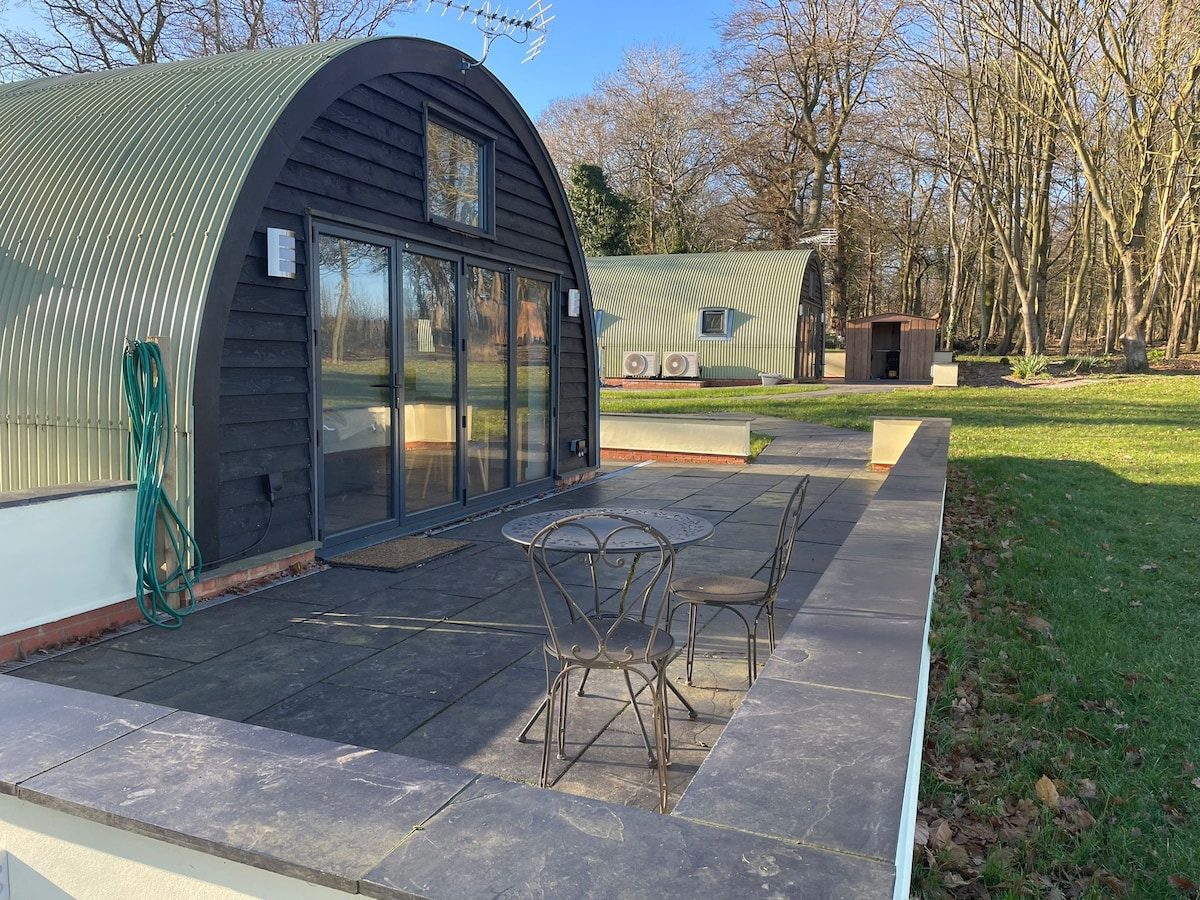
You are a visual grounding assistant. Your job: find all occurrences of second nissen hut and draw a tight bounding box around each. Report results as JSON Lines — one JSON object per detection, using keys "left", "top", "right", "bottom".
{"left": 587, "top": 249, "right": 825, "bottom": 383}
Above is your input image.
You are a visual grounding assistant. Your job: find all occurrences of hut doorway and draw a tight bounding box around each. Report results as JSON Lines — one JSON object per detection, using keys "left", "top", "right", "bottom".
{"left": 316, "top": 226, "right": 554, "bottom": 542}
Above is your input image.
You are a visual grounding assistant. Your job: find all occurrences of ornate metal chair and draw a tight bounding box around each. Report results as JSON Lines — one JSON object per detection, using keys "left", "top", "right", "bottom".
{"left": 669, "top": 474, "right": 811, "bottom": 686}
{"left": 527, "top": 512, "right": 679, "bottom": 813}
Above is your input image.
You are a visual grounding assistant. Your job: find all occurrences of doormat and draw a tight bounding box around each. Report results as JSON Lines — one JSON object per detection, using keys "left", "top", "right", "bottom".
{"left": 325, "top": 536, "right": 473, "bottom": 572}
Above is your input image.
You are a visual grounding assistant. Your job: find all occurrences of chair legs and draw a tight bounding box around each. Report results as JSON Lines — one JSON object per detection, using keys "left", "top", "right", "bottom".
{"left": 537, "top": 664, "right": 673, "bottom": 813}
{"left": 674, "top": 600, "right": 772, "bottom": 687}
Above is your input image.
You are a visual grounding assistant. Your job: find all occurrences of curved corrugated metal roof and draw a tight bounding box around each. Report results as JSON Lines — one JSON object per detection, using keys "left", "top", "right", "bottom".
{"left": 586, "top": 250, "right": 821, "bottom": 380}
{"left": 0, "top": 42, "right": 360, "bottom": 492}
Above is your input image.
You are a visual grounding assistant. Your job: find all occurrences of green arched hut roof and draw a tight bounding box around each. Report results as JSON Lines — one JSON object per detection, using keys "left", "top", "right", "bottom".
{"left": 0, "top": 43, "right": 369, "bottom": 492}
{"left": 0, "top": 38, "right": 586, "bottom": 508}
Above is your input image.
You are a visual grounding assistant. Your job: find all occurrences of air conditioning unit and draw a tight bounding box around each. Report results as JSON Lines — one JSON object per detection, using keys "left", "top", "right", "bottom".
{"left": 662, "top": 351, "right": 700, "bottom": 378}
{"left": 622, "top": 351, "right": 659, "bottom": 378}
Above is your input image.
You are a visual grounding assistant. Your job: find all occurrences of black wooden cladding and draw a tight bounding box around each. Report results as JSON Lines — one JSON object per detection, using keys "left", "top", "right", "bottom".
{"left": 212, "top": 58, "right": 591, "bottom": 563}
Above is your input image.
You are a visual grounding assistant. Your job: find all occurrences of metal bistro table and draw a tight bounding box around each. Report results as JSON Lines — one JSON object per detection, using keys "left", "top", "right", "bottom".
{"left": 502, "top": 507, "right": 714, "bottom": 746}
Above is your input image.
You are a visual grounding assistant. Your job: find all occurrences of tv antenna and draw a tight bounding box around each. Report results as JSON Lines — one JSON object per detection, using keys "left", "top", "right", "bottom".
{"left": 408, "top": 1, "right": 554, "bottom": 68}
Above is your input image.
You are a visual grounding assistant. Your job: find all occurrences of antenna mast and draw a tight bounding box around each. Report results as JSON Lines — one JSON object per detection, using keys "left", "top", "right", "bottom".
{"left": 407, "top": 1, "right": 554, "bottom": 68}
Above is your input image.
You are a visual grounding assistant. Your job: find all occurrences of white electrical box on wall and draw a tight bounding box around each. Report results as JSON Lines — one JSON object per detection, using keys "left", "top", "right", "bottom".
{"left": 266, "top": 227, "right": 297, "bottom": 279}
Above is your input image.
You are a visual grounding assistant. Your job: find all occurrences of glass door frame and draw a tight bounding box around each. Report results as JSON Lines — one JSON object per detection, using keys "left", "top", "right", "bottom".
{"left": 311, "top": 219, "right": 560, "bottom": 546}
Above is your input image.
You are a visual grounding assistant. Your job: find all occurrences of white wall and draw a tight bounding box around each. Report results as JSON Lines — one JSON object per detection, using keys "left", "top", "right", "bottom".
{"left": 0, "top": 485, "right": 136, "bottom": 635}
{"left": 0, "top": 794, "right": 350, "bottom": 900}
{"left": 600, "top": 413, "right": 751, "bottom": 458}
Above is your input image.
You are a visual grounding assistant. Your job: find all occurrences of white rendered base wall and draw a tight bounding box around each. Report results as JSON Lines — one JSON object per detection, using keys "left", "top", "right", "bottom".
{"left": 0, "top": 484, "right": 136, "bottom": 635}
{"left": 0, "top": 794, "right": 349, "bottom": 900}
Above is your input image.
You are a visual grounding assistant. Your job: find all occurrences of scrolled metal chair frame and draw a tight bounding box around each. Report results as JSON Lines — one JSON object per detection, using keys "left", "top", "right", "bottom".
{"left": 527, "top": 512, "right": 680, "bottom": 813}
{"left": 668, "top": 474, "right": 811, "bottom": 686}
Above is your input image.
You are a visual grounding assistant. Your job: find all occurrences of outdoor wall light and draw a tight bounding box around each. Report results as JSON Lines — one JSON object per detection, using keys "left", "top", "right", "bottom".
{"left": 266, "top": 227, "right": 297, "bottom": 279}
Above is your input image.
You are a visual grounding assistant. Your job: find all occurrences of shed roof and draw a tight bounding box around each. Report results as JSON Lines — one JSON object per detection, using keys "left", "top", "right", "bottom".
{"left": 850, "top": 312, "right": 937, "bottom": 324}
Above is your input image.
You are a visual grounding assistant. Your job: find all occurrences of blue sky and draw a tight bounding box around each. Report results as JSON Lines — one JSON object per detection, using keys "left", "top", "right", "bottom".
{"left": 391, "top": 1, "right": 733, "bottom": 118}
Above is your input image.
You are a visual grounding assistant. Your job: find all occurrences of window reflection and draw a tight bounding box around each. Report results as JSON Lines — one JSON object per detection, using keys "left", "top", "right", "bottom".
{"left": 427, "top": 121, "right": 484, "bottom": 229}
{"left": 517, "top": 277, "right": 551, "bottom": 482}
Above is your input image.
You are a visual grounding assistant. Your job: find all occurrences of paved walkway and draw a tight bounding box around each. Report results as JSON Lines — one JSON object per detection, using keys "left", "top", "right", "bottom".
{"left": 10, "top": 418, "right": 879, "bottom": 814}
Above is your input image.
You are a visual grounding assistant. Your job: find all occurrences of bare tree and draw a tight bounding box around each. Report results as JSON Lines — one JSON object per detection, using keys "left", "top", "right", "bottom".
{"left": 538, "top": 44, "right": 729, "bottom": 254}
{"left": 1, "top": 0, "right": 408, "bottom": 76}
{"left": 717, "top": 0, "right": 904, "bottom": 236}
{"left": 955, "top": 0, "right": 1200, "bottom": 370}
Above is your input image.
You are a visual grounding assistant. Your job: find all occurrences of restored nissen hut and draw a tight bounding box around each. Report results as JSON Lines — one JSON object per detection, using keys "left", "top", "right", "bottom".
{"left": 0, "top": 38, "right": 598, "bottom": 569}
{"left": 587, "top": 250, "right": 825, "bottom": 383}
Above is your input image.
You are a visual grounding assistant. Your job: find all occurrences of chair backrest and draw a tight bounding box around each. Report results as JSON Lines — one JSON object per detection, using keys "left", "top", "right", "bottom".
{"left": 528, "top": 512, "right": 676, "bottom": 665}
{"left": 762, "top": 474, "right": 812, "bottom": 596}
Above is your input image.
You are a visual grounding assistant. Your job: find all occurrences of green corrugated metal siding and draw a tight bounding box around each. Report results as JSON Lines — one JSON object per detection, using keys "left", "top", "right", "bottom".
{"left": 0, "top": 42, "right": 358, "bottom": 509}
{"left": 587, "top": 250, "right": 821, "bottom": 381}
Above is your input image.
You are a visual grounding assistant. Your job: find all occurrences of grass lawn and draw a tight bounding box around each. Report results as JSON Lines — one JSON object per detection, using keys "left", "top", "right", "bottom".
{"left": 602, "top": 376, "right": 1200, "bottom": 898}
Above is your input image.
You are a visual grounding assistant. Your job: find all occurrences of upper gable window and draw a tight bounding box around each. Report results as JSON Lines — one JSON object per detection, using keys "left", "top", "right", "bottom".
{"left": 426, "top": 113, "right": 494, "bottom": 236}
{"left": 698, "top": 307, "right": 734, "bottom": 340}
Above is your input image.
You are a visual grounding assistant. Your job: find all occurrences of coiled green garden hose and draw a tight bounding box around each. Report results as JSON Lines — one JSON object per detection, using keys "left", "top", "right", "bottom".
{"left": 122, "top": 340, "right": 203, "bottom": 628}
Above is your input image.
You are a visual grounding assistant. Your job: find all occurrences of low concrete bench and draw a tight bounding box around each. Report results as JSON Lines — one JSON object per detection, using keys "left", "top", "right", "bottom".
{"left": 600, "top": 412, "right": 752, "bottom": 463}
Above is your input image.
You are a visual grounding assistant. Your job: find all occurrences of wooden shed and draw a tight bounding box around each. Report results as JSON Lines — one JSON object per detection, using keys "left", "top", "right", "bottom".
{"left": 845, "top": 313, "right": 938, "bottom": 382}
{"left": 0, "top": 37, "right": 598, "bottom": 567}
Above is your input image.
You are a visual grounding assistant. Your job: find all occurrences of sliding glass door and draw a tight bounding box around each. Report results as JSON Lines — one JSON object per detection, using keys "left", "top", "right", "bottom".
{"left": 318, "top": 234, "right": 394, "bottom": 536}
{"left": 316, "top": 225, "right": 555, "bottom": 542}
{"left": 465, "top": 264, "right": 508, "bottom": 497}
{"left": 402, "top": 251, "right": 459, "bottom": 514}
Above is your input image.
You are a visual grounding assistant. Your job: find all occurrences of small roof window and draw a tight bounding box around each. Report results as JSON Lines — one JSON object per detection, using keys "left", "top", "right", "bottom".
{"left": 698, "top": 307, "right": 733, "bottom": 340}
{"left": 426, "top": 109, "right": 495, "bottom": 237}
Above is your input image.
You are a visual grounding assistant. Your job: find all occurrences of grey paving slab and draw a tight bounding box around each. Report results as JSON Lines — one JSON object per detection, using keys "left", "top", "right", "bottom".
{"left": 806, "top": 499, "right": 871, "bottom": 523}
{"left": 327, "top": 624, "right": 536, "bottom": 702}
{"left": 122, "top": 633, "right": 375, "bottom": 720}
{"left": 837, "top": 528, "right": 940, "bottom": 564}
{"left": 443, "top": 582, "right": 556, "bottom": 635}
{"left": 802, "top": 556, "right": 935, "bottom": 616}
{"left": 247, "top": 681, "right": 448, "bottom": 750}
{"left": 252, "top": 567, "right": 409, "bottom": 606}
{"left": 673, "top": 489, "right": 755, "bottom": 512}
{"left": 18, "top": 710, "right": 477, "bottom": 892}
{"left": 855, "top": 497, "right": 945, "bottom": 528}
{"left": 385, "top": 543, "right": 535, "bottom": 598}
{"left": 99, "top": 595, "right": 332, "bottom": 663}
{"left": 390, "top": 662, "right": 549, "bottom": 782}
{"left": 0, "top": 676, "right": 172, "bottom": 789}
{"left": 660, "top": 504, "right": 733, "bottom": 525}
{"left": 674, "top": 676, "right": 914, "bottom": 862}
{"left": 774, "top": 569, "right": 822, "bottom": 608}
{"left": 672, "top": 546, "right": 771, "bottom": 579}
{"left": 613, "top": 482, "right": 707, "bottom": 502}
{"left": 785, "top": 539, "right": 843, "bottom": 574}
{"left": 700, "top": 520, "right": 780, "bottom": 550}
{"left": 874, "top": 472, "right": 950, "bottom": 500}
{"left": 280, "top": 585, "right": 481, "bottom": 649}
{"left": 10, "top": 644, "right": 190, "bottom": 695}
{"left": 797, "top": 515, "right": 858, "bottom": 545}
{"left": 364, "top": 778, "right": 895, "bottom": 900}
{"left": 549, "top": 717, "right": 706, "bottom": 812}
{"left": 767, "top": 607, "right": 928, "bottom": 699}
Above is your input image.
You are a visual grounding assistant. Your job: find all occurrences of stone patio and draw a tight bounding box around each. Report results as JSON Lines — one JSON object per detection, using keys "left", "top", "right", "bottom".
{"left": 0, "top": 415, "right": 949, "bottom": 899}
